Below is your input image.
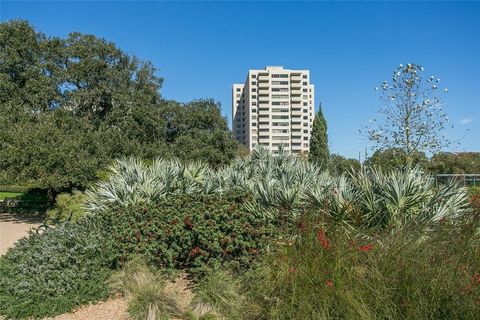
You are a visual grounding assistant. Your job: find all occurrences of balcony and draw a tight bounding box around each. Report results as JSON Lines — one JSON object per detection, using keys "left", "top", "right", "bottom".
{"left": 291, "top": 96, "right": 302, "bottom": 103}
{"left": 258, "top": 82, "right": 269, "bottom": 88}
{"left": 291, "top": 82, "right": 302, "bottom": 89}
{"left": 259, "top": 123, "right": 270, "bottom": 129}
{"left": 258, "top": 89, "right": 269, "bottom": 95}
{"left": 290, "top": 89, "right": 302, "bottom": 95}
{"left": 258, "top": 74, "right": 269, "bottom": 81}
{"left": 291, "top": 76, "right": 302, "bottom": 82}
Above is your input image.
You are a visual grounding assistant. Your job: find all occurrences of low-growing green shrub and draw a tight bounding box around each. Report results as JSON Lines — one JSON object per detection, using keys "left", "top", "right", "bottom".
{"left": 99, "top": 192, "right": 277, "bottom": 272}
{"left": 0, "top": 217, "right": 115, "bottom": 319}
{"left": 242, "top": 217, "right": 480, "bottom": 319}
{"left": 46, "top": 190, "right": 87, "bottom": 222}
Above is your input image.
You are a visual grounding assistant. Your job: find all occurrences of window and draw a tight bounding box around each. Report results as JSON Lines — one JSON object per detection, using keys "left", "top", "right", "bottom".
{"left": 252, "top": 74, "right": 257, "bottom": 78}
{"left": 272, "top": 115, "right": 289, "bottom": 119}
{"left": 272, "top": 81, "right": 289, "bottom": 85}
{"left": 252, "top": 109, "right": 257, "bottom": 113}
{"left": 252, "top": 102, "right": 257, "bottom": 106}
{"left": 236, "top": 88, "right": 241, "bottom": 92}
{"left": 259, "top": 135, "right": 269, "bottom": 140}
{"left": 252, "top": 88, "right": 257, "bottom": 92}
{"left": 303, "top": 109, "right": 308, "bottom": 113}
{"left": 303, "top": 116, "right": 308, "bottom": 119}
{"left": 302, "top": 75, "right": 307, "bottom": 79}
{"left": 303, "top": 88, "right": 308, "bottom": 92}
{"left": 271, "top": 108, "right": 289, "bottom": 113}
{"left": 236, "top": 94, "right": 241, "bottom": 98}
{"left": 304, "top": 143, "right": 309, "bottom": 147}
{"left": 271, "top": 94, "right": 289, "bottom": 99}
{"left": 303, "top": 102, "right": 308, "bottom": 106}
{"left": 303, "top": 123, "right": 308, "bottom": 127}
{"left": 252, "top": 122, "right": 257, "bottom": 126}
{"left": 272, "top": 87, "right": 289, "bottom": 92}
{"left": 273, "top": 143, "right": 290, "bottom": 147}
{"left": 236, "top": 100, "right": 240, "bottom": 104}
{"left": 272, "top": 101, "right": 289, "bottom": 106}
{"left": 272, "top": 129, "right": 289, "bottom": 133}
{"left": 303, "top": 95, "right": 308, "bottom": 99}
{"left": 304, "top": 136, "right": 309, "bottom": 140}
{"left": 302, "top": 81, "right": 308, "bottom": 85}
{"left": 272, "top": 136, "right": 289, "bottom": 140}
{"left": 252, "top": 95, "right": 257, "bottom": 99}
{"left": 272, "top": 74, "right": 289, "bottom": 78}
{"left": 252, "top": 115, "right": 257, "bottom": 120}
{"left": 303, "top": 130, "right": 308, "bottom": 134}
{"left": 251, "top": 81, "right": 256, "bottom": 85}
{"left": 272, "top": 122, "right": 289, "bottom": 127}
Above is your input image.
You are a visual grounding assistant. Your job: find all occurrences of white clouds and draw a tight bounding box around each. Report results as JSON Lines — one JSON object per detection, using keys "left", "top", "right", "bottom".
{"left": 459, "top": 118, "right": 473, "bottom": 125}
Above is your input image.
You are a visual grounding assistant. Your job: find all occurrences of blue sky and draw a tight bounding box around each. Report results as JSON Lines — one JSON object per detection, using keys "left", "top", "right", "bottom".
{"left": 1, "top": 1, "right": 479, "bottom": 159}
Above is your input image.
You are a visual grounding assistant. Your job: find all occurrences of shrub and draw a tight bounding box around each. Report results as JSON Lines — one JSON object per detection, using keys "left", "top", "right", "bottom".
{"left": 0, "top": 217, "right": 115, "bottom": 319}
{"left": 242, "top": 217, "right": 480, "bottom": 319}
{"left": 99, "top": 192, "right": 277, "bottom": 272}
{"left": 46, "top": 190, "right": 87, "bottom": 222}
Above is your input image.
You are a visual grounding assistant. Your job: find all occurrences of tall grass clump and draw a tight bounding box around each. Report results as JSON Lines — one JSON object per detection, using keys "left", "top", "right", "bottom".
{"left": 242, "top": 215, "right": 480, "bottom": 320}
{"left": 109, "top": 258, "right": 182, "bottom": 320}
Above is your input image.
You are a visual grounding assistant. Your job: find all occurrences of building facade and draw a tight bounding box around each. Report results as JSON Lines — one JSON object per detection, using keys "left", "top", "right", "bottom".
{"left": 232, "top": 66, "right": 315, "bottom": 154}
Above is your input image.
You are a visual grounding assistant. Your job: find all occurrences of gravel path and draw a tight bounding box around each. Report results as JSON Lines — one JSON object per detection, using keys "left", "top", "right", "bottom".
{"left": 0, "top": 211, "right": 42, "bottom": 256}
{"left": 47, "top": 298, "right": 128, "bottom": 320}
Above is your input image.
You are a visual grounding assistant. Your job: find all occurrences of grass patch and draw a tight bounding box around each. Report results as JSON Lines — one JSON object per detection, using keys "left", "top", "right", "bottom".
{"left": 0, "top": 192, "right": 23, "bottom": 200}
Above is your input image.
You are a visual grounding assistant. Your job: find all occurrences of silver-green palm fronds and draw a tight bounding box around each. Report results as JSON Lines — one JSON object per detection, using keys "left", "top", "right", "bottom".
{"left": 84, "top": 146, "right": 470, "bottom": 230}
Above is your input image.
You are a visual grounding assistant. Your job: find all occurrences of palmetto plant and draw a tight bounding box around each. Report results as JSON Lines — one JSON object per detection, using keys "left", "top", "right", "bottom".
{"left": 85, "top": 146, "right": 470, "bottom": 229}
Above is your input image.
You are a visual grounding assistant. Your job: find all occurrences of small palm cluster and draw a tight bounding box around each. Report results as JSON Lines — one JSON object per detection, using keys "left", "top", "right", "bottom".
{"left": 85, "top": 146, "right": 470, "bottom": 230}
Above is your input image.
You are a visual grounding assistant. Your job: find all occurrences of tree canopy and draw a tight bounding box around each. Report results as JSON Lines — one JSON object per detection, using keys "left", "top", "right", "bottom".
{"left": 363, "top": 63, "right": 451, "bottom": 165}
{"left": 0, "top": 20, "right": 237, "bottom": 197}
{"left": 309, "top": 104, "right": 329, "bottom": 166}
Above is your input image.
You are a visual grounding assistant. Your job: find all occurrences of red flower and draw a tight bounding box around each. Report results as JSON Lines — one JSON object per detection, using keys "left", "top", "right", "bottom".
{"left": 325, "top": 280, "right": 333, "bottom": 288}
{"left": 317, "top": 229, "right": 331, "bottom": 249}
{"left": 358, "top": 243, "right": 375, "bottom": 252}
{"left": 189, "top": 247, "right": 202, "bottom": 257}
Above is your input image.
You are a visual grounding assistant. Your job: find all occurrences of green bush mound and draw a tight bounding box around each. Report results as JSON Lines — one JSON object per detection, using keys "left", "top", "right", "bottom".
{"left": 99, "top": 192, "right": 277, "bottom": 272}
{"left": 0, "top": 218, "right": 115, "bottom": 319}
{"left": 0, "top": 192, "right": 275, "bottom": 319}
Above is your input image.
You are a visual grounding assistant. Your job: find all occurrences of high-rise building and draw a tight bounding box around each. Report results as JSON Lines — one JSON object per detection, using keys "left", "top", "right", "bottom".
{"left": 232, "top": 66, "right": 315, "bottom": 154}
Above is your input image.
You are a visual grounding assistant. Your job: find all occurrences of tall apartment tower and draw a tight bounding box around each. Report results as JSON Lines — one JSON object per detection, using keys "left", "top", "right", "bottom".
{"left": 232, "top": 66, "right": 315, "bottom": 154}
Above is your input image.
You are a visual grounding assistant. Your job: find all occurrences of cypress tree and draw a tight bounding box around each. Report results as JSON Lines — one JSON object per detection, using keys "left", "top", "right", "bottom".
{"left": 309, "top": 103, "right": 329, "bottom": 166}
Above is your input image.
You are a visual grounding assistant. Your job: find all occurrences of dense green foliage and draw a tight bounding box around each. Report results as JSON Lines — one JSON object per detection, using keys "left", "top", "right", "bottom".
{"left": 0, "top": 218, "right": 114, "bottom": 319}
{"left": 0, "top": 20, "right": 237, "bottom": 197}
{"left": 99, "top": 192, "right": 276, "bottom": 272}
{"left": 242, "top": 216, "right": 480, "bottom": 319}
{"left": 46, "top": 190, "right": 87, "bottom": 222}
{"left": 365, "top": 148, "right": 428, "bottom": 172}
{"left": 328, "top": 153, "right": 361, "bottom": 175}
{"left": 309, "top": 104, "right": 329, "bottom": 166}
{"left": 365, "top": 149, "right": 480, "bottom": 174}
{"left": 429, "top": 152, "right": 480, "bottom": 174}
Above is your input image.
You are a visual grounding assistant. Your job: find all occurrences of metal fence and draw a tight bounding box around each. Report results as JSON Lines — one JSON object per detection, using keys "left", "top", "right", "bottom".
{"left": 434, "top": 174, "right": 480, "bottom": 187}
